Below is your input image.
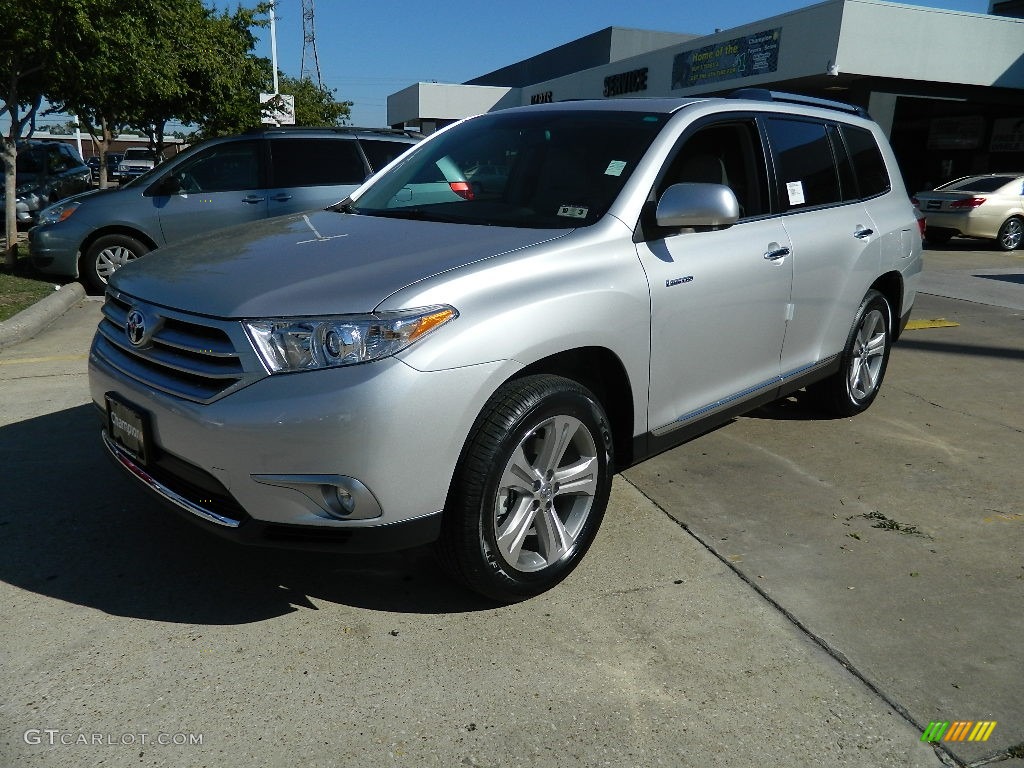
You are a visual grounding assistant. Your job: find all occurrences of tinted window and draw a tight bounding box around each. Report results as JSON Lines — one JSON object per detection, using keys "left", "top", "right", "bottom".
{"left": 943, "top": 176, "right": 1017, "bottom": 193}
{"left": 47, "top": 145, "right": 73, "bottom": 172}
{"left": 360, "top": 139, "right": 413, "bottom": 173}
{"left": 175, "top": 141, "right": 261, "bottom": 192}
{"left": 16, "top": 148, "right": 45, "bottom": 174}
{"left": 765, "top": 118, "right": 841, "bottom": 210}
{"left": 827, "top": 125, "right": 858, "bottom": 202}
{"left": 842, "top": 126, "right": 890, "bottom": 198}
{"left": 271, "top": 138, "right": 367, "bottom": 187}
{"left": 660, "top": 120, "right": 770, "bottom": 219}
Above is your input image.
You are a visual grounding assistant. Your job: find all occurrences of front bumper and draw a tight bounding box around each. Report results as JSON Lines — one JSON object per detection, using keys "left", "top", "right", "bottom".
{"left": 28, "top": 223, "right": 83, "bottom": 277}
{"left": 101, "top": 430, "right": 443, "bottom": 552}
{"left": 89, "top": 340, "right": 514, "bottom": 552}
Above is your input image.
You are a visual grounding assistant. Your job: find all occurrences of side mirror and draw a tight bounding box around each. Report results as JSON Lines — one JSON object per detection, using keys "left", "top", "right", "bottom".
{"left": 655, "top": 183, "right": 740, "bottom": 229}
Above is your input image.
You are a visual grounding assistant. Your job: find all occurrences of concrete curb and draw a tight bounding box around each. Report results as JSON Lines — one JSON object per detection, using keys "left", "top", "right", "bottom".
{"left": 0, "top": 281, "right": 86, "bottom": 351}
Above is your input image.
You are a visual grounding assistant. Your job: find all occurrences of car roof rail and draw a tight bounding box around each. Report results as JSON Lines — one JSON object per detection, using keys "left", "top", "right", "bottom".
{"left": 243, "top": 125, "right": 424, "bottom": 139}
{"left": 727, "top": 88, "right": 870, "bottom": 119}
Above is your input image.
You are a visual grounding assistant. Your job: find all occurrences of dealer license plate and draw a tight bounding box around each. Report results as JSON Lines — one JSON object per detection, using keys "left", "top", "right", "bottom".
{"left": 106, "top": 393, "right": 150, "bottom": 465}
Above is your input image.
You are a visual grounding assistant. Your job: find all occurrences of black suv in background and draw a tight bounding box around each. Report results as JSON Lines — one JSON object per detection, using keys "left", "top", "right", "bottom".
{"left": 1, "top": 141, "right": 91, "bottom": 227}
{"left": 29, "top": 127, "right": 422, "bottom": 291}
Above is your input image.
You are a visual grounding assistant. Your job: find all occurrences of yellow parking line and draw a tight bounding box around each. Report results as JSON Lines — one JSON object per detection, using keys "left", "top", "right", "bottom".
{"left": 0, "top": 353, "right": 89, "bottom": 366}
{"left": 905, "top": 318, "right": 960, "bottom": 330}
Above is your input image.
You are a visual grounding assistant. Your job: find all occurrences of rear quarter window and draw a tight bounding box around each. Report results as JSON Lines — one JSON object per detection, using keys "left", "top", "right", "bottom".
{"left": 842, "top": 125, "right": 891, "bottom": 198}
{"left": 359, "top": 139, "right": 413, "bottom": 173}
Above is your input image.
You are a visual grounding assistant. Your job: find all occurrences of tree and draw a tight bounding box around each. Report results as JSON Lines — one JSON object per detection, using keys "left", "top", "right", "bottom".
{"left": 194, "top": 68, "right": 352, "bottom": 139}
{"left": 49, "top": 2, "right": 270, "bottom": 186}
{"left": 0, "top": 1, "right": 98, "bottom": 268}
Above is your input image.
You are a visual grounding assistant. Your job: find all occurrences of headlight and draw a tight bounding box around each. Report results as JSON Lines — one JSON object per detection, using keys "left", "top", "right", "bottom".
{"left": 39, "top": 201, "right": 81, "bottom": 225}
{"left": 244, "top": 305, "right": 458, "bottom": 374}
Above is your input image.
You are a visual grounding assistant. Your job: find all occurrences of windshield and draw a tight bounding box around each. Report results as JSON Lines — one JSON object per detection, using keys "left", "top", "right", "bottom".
{"left": 347, "top": 109, "right": 668, "bottom": 228}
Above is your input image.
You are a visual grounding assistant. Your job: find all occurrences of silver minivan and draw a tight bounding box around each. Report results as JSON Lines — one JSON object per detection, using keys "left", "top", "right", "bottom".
{"left": 89, "top": 92, "right": 923, "bottom": 602}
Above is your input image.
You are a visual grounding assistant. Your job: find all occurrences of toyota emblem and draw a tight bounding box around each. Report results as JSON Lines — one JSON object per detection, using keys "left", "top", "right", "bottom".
{"left": 125, "top": 309, "right": 147, "bottom": 347}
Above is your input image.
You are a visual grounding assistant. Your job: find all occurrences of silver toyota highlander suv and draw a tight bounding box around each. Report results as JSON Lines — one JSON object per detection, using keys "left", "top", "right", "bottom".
{"left": 89, "top": 91, "right": 923, "bottom": 602}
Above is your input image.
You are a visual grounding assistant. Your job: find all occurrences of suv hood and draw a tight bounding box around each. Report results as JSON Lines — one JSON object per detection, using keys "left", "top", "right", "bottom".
{"left": 110, "top": 209, "right": 572, "bottom": 317}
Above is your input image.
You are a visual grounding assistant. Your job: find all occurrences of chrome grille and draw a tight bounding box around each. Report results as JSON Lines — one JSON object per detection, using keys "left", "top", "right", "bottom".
{"left": 95, "top": 292, "right": 264, "bottom": 403}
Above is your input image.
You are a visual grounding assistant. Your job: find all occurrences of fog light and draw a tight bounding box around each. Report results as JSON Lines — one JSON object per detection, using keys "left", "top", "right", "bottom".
{"left": 329, "top": 485, "right": 356, "bottom": 516}
{"left": 251, "top": 473, "right": 383, "bottom": 521}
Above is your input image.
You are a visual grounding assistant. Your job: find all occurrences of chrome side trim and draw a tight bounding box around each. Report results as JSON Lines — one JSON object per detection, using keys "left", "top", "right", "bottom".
{"left": 102, "top": 431, "right": 242, "bottom": 528}
{"left": 652, "top": 356, "right": 839, "bottom": 437}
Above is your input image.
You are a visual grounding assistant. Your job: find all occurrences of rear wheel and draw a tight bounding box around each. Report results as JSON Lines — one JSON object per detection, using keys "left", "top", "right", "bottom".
{"left": 82, "top": 234, "right": 150, "bottom": 294}
{"left": 438, "top": 375, "right": 613, "bottom": 602}
{"left": 809, "top": 290, "right": 892, "bottom": 417}
{"left": 996, "top": 216, "right": 1023, "bottom": 251}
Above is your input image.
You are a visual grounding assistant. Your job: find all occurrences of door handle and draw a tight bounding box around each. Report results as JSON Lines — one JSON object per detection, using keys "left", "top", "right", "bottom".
{"left": 854, "top": 227, "right": 874, "bottom": 240}
{"left": 241, "top": 195, "right": 265, "bottom": 205}
{"left": 269, "top": 193, "right": 293, "bottom": 202}
{"left": 763, "top": 246, "right": 791, "bottom": 261}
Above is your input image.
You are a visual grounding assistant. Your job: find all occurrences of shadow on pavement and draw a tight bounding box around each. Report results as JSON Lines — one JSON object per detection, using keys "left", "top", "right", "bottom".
{"left": 0, "top": 405, "right": 494, "bottom": 624}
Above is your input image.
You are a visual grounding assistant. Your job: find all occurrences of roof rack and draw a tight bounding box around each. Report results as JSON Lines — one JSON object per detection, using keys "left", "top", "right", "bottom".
{"left": 727, "top": 88, "right": 869, "bottom": 119}
{"left": 242, "top": 126, "right": 425, "bottom": 139}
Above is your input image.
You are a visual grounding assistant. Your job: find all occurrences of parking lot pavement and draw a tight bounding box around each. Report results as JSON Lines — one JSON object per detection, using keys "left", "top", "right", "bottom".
{"left": 624, "top": 290, "right": 1024, "bottom": 768}
{"left": 919, "top": 240, "right": 1024, "bottom": 310}
{"left": 1, "top": 247, "right": 1021, "bottom": 767}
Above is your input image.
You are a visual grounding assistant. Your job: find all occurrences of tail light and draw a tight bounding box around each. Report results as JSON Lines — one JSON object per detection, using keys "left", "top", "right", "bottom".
{"left": 448, "top": 181, "right": 474, "bottom": 200}
{"left": 949, "top": 197, "right": 985, "bottom": 209}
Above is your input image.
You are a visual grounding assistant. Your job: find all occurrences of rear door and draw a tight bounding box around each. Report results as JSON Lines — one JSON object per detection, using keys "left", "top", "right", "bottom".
{"left": 267, "top": 137, "right": 370, "bottom": 216}
{"left": 153, "top": 139, "right": 267, "bottom": 245}
{"left": 763, "top": 116, "right": 883, "bottom": 375}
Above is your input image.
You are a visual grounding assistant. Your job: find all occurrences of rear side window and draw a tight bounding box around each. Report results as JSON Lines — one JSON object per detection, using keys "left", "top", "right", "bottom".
{"left": 765, "top": 118, "right": 841, "bottom": 210}
{"left": 842, "top": 126, "right": 890, "bottom": 198}
{"left": 270, "top": 138, "right": 367, "bottom": 187}
{"left": 359, "top": 139, "right": 413, "bottom": 173}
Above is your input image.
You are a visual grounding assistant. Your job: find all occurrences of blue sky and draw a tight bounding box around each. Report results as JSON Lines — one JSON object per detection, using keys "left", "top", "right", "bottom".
{"left": 7, "top": 0, "right": 993, "bottom": 134}
{"left": 256, "top": 0, "right": 992, "bottom": 127}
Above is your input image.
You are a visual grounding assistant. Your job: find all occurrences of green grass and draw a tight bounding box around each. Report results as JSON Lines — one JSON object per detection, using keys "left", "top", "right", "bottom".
{"left": 0, "top": 253, "right": 67, "bottom": 323}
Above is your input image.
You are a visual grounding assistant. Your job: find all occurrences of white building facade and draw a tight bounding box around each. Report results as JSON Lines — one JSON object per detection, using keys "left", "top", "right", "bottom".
{"left": 387, "top": 0, "right": 1024, "bottom": 190}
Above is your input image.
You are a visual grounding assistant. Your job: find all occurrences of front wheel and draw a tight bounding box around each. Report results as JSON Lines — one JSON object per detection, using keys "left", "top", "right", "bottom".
{"left": 996, "top": 216, "right": 1023, "bottom": 251}
{"left": 82, "top": 234, "right": 150, "bottom": 294}
{"left": 438, "top": 375, "right": 613, "bottom": 602}
{"left": 809, "top": 290, "right": 892, "bottom": 417}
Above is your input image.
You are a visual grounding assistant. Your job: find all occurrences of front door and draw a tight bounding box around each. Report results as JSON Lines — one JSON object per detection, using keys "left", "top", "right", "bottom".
{"left": 635, "top": 118, "right": 793, "bottom": 435}
{"left": 153, "top": 139, "right": 267, "bottom": 245}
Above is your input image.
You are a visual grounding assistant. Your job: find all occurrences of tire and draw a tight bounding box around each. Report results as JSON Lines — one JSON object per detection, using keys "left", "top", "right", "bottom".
{"left": 438, "top": 374, "right": 613, "bottom": 602}
{"left": 996, "top": 216, "right": 1023, "bottom": 251}
{"left": 82, "top": 234, "right": 150, "bottom": 294}
{"left": 809, "top": 290, "right": 892, "bottom": 417}
{"left": 924, "top": 228, "right": 953, "bottom": 246}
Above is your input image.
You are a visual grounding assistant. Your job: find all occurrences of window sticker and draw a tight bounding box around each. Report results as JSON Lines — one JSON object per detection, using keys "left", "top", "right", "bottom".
{"left": 786, "top": 181, "right": 806, "bottom": 206}
{"left": 605, "top": 160, "right": 627, "bottom": 177}
{"left": 557, "top": 204, "right": 589, "bottom": 219}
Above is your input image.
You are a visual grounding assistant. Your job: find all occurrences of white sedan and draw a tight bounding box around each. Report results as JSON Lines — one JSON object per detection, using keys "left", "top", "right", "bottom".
{"left": 915, "top": 173, "right": 1024, "bottom": 251}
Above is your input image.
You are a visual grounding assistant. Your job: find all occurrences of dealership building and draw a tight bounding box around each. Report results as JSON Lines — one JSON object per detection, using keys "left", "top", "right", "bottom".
{"left": 387, "top": 0, "right": 1024, "bottom": 191}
